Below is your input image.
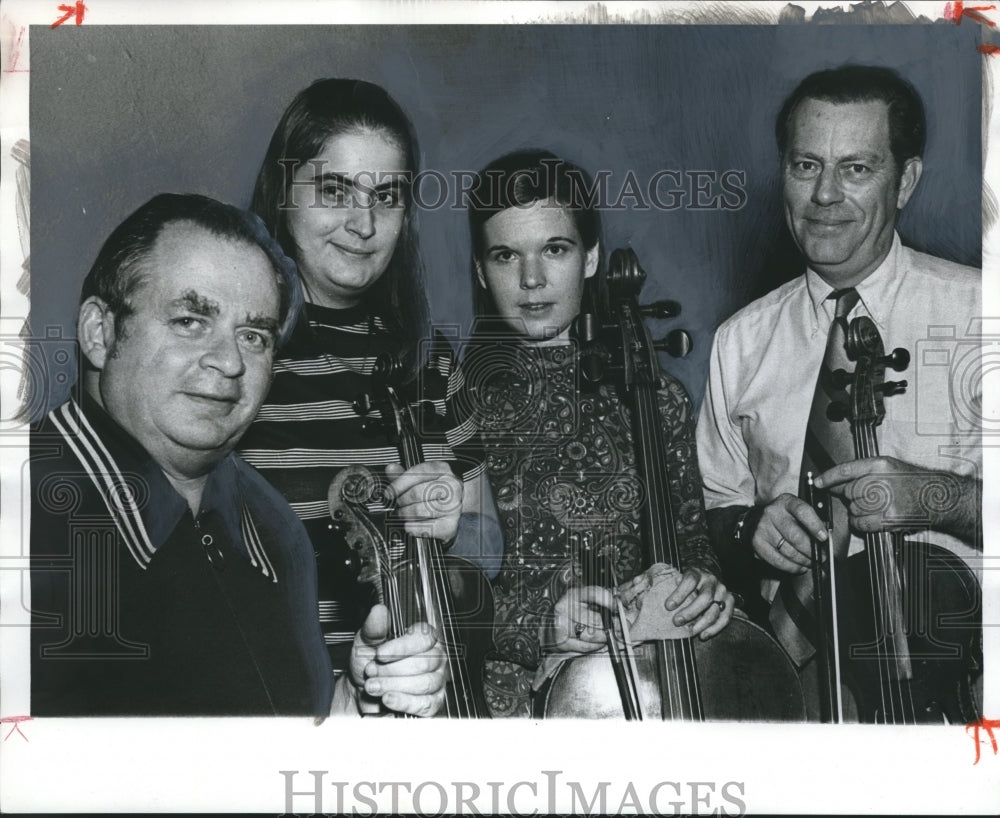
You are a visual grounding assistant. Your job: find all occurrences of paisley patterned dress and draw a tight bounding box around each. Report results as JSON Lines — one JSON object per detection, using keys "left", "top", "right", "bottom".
{"left": 468, "top": 340, "right": 719, "bottom": 717}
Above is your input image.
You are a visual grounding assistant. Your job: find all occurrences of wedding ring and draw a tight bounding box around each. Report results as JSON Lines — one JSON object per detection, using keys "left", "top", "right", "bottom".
{"left": 574, "top": 623, "right": 586, "bottom": 637}
{"left": 776, "top": 537, "right": 786, "bottom": 553}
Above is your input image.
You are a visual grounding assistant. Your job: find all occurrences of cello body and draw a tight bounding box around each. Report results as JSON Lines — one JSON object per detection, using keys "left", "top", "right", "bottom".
{"left": 538, "top": 613, "right": 805, "bottom": 720}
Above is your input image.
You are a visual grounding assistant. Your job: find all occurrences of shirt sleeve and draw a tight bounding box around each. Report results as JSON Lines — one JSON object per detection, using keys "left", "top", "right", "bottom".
{"left": 696, "top": 323, "right": 757, "bottom": 510}
{"left": 423, "top": 334, "right": 501, "bottom": 577}
{"left": 423, "top": 332, "right": 488, "bottom": 484}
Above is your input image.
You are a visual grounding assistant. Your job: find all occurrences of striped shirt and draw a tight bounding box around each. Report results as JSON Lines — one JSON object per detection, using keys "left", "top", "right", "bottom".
{"left": 239, "top": 302, "right": 487, "bottom": 672}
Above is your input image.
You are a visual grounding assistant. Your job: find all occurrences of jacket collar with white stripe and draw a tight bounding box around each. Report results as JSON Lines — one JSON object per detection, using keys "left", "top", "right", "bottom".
{"left": 51, "top": 395, "right": 258, "bottom": 573}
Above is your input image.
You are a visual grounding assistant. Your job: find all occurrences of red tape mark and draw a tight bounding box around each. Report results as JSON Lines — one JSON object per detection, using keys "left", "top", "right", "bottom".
{"left": 51, "top": 1, "right": 87, "bottom": 28}
{"left": 1, "top": 716, "right": 32, "bottom": 742}
{"left": 966, "top": 718, "right": 1000, "bottom": 764}
{"left": 945, "top": 1, "right": 998, "bottom": 24}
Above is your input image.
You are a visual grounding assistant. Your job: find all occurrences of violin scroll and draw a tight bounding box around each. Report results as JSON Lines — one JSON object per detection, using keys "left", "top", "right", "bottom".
{"left": 348, "top": 351, "right": 496, "bottom": 718}
{"left": 328, "top": 464, "right": 392, "bottom": 591}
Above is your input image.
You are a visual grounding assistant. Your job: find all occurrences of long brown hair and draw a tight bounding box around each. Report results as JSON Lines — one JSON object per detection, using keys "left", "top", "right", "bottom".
{"left": 251, "top": 78, "right": 430, "bottom": 372}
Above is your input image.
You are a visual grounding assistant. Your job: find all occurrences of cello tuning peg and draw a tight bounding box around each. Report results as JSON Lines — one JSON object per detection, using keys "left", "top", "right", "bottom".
{"left": 639, "top": 299, "right": 682, "bottom": 320}
{"left": 652, "top": 329, "right": 692, "bottom": 358}
{"left": 353, "top": 393, "right": 374, "bottom": 415}
{"left": 882, "top": 348, "right": 910, "bottom": 372}
{"left": 830, "top": 368, "right": 852, "bottom": 389}
{"left": 826, "top": 401, "right": 849, "bottom": 422}
{"left": 574, "top": 312, "right": 600, "bottom": 343}
{"left": 877, "top": 379, "right": 908, "bottom": 397}
{"left": 579, "top": 352, "right": 605, "bottom": 385}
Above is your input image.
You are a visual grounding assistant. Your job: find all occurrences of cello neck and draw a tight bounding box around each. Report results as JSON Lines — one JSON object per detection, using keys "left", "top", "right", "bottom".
{"left": 605, "top": 252, "right": 702, "bottom": 721}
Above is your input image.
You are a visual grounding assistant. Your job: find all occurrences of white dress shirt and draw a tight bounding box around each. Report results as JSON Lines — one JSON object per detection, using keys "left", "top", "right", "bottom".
{"left": 697, "top": 234, "right": 982, "bottom": 569}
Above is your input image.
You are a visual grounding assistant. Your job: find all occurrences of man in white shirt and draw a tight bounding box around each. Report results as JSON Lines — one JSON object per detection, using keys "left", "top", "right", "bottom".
{"left": 696, "top": 66, "right": 982, "bottom": 718}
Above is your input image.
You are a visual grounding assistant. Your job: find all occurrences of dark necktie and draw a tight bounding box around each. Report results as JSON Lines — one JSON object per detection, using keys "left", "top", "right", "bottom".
{"left": 770, "top": 287, "right": 860, "bottom": 666}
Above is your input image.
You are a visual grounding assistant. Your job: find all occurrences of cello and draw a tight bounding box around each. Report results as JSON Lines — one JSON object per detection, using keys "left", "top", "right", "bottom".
{"left": 539, "top": 248, "right": 805, "bottom": 720}
{"left": 328, "top": 353, "right": 495, "bottom": 717}
{"left": 808, "top": 316, "right": 982, "bottom": 724}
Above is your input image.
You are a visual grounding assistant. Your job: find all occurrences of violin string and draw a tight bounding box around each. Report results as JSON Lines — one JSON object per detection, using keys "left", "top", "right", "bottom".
{"left": 855, "top": 415, "right": 913, "bottom": 723}
{"left": 896, "top": 560, "right": 917, "bottom": 724}
{"left": 886, "top": 530, "right": 916, "bottom": 723}
{"left": 856, "top": 421, "right": 891, "bottom": 722}
{"left": 406, "top": 432, "right": 454, "bottom": 716}
{"left": 426, "top": 541, "right": 464, "bottom": 717}
{"left": 404, "top": 399, "right": 477, "bottom": 717}
{"left": 385, "top": 565, "right": 404, "bottom": 640}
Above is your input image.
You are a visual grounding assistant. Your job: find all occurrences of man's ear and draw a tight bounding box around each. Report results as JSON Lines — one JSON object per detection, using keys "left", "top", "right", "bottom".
{"left": 896, "top": 157, "right": 923, "bottom": 210}
{"left": 77, "top": 296, "right": 116, "bottom": 371}
{"left": 584, "top": 242, "right": 600, "bottom": 279}
{"left": 474, "top": 258, "right": 487, "bottom": 289}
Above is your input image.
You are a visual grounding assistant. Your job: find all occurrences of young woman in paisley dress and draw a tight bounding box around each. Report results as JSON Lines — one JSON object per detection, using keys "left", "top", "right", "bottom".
{"left": 465, "top": 149, "right": 734, "bottom": 717}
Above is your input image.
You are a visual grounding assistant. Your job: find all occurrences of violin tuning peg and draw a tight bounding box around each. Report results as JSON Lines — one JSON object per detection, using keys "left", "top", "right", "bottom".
{"left": 878, "top": 379, "right": 908, "bottom": 397}
{"left": 826, "top": 401, "right": 849, "bottom": 422}
{"left": 373, "top": 353, "right": 404, "bottom": 382}
{"left": 640, "top": 299, "right": 682, "bottom": 320}
{"left": 883, "top": 348, "right": 910, "bottom": 372}
{"left": 353, "top": 393, "right": 373, "bottom": 415}
{"left": 652, "top": 329, "right": 692, "bottom": 358}
{"left": 418, "top": 400, "right": 440, "bottom": 424}
{"left": 422, "top": 368, "right": 448, "bottom": 393}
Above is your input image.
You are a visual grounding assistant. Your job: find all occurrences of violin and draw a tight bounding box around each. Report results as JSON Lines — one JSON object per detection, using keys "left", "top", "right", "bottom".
{"left": 328, "top": 353, "right": 495, "bottom": 717}
{"left": 808, "top": 316, "right": 982, "bottom": 723}
{"left": 539, "top": 248, "right": 806, "bottom": 720}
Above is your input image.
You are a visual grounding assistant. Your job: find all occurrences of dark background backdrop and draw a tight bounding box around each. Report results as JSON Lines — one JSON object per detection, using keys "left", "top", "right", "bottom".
{"left": 29, "top": 23, "right": 983, "bottom": 410}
